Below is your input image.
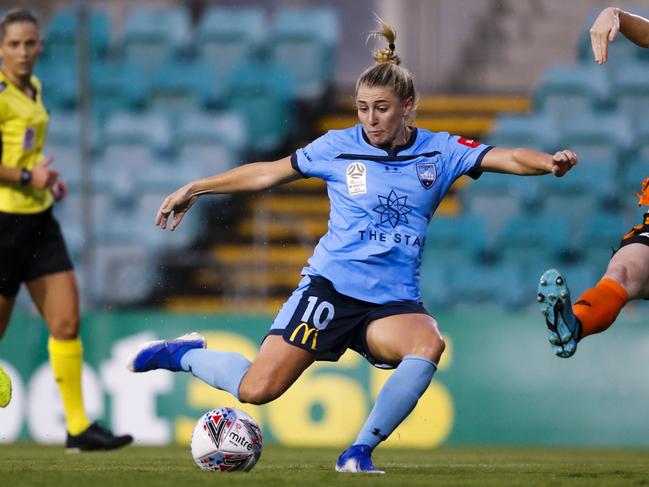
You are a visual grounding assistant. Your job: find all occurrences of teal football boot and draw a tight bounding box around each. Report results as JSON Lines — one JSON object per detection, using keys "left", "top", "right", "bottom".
{"left": 537, "top": 268, "right": 582, "bottom": 358}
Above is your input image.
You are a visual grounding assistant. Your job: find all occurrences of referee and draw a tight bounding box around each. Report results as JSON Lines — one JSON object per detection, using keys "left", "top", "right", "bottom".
{"left": 0, "top": 8, "right": 132, "bottom": 451}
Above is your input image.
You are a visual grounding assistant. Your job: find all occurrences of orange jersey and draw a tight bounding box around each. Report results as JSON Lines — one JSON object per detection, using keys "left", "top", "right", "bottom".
{"left": 635, "top": 177, "right": 649, "bottom": 207}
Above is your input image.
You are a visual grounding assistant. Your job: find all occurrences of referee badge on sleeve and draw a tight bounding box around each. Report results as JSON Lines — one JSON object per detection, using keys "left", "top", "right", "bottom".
{"left": 346, "top": 162, "right": 367, "bottom": 195}
{"left": 23, "top": 126, "right": 36, "bottom": 150}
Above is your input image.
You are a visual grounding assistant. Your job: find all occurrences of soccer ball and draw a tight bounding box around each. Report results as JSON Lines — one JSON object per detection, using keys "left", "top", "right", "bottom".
{"left": 190, "top": 407, "right": 263, "bottom": 472}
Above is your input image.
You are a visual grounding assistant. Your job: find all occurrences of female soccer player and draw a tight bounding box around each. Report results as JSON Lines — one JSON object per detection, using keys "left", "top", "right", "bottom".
{"left": 0, "top": 8, "right": 132, "bottom": 450}
{"left": 130, "top": 20, "right": 577, "bottom": 472}
{"left": 537, "top": 6, "right": 649, "bottom": 358}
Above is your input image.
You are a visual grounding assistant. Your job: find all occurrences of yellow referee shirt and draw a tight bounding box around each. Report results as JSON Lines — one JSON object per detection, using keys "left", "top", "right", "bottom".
{"left": 0, "top": 69, "right": 51, "bottom": 214}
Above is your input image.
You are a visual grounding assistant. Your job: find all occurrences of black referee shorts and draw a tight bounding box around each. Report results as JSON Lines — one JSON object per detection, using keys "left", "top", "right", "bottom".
{"left": 0, "top": 208, "right": 74, "bottom": 297}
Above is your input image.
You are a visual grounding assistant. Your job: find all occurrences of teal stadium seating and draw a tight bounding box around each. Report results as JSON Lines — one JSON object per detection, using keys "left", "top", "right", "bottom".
{"left": 227, "top": 61, "right": 294, "bottom": 152}
{"left": 498, "top": 214, "right": 571, "bottom": 267}
{"left": 556, "top": 111, "right": 632, "bottom": 162}
{"left": 539, "top": 156, "right": 618, "bottom": 225}
{"left": 461, "top": 172, "right": 542, "bottom": 247}
{"left": 196, "top": 7, "right": 265, "bottom": 83}
{"left": 632, "top": 117, "right": 649, "bottom": 161}
{"left": 268, "top": 7, "right": 339, "bottom": 100}
{"left": 534, "top": 63, "right": 611, "bottom": 121}
{"left": 122, "top": 7, "right": 190, "bottom": 73}
{"left": 486, "top": 112, "right": 559, "bottom": 152}
{"left": 174, "top": 111, "right": 247, "bottom": 177}
{"left": 148, "top": 61, "right": 224, "bottom": 114}
{"left": 91, "top": 63, "right": 148, "bottom": 119}
{"left": 34, "top": 61, "right": 77, "bottom": 111}
{"left": 424, "top": 214, "right": 488, "bottom": 263}
{"left": 579, "top": 213, "right": 628, "bottom": 271}
{"left": 611, "top": 62, "right": 649, "bottom": 126}
{"left": 43, "top": 8, "right": 110, "bottom": 63}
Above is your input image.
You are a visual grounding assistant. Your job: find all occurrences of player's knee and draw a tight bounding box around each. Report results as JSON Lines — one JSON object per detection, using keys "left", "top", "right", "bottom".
{"left": 605, "top": 262, "right": 630, "bottom": 288}
{"left": 407, "top": 327, "right": 445, "bottom": 363}
{"left": 49, "top": 316, "right": 80, "bottom": 340}
{"left": 238, "top": 378, "right": 284, "bottom": 405}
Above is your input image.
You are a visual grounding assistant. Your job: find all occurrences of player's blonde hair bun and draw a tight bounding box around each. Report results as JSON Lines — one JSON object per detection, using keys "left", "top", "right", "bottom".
{"left": 368, "top": 15, "right": 400, "bottom": 65}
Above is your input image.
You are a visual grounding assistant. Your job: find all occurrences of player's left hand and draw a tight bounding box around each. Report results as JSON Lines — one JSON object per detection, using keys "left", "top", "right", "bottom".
{"left": 590, "top": 7, "right": 620, "bottom": 64}
{"left": 156, "top": 184, "right": 197, "bottom": 231}
{"left": 51, "top": 179, "right": 68, "bottom": 201}
{"left": 551, "top": 150, "right": 578, "bottom": 177}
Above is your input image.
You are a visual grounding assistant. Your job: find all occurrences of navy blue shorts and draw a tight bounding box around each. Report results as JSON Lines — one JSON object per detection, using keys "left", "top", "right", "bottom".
{"left": 267, "top": 275, "right": 431, "bottom": 369}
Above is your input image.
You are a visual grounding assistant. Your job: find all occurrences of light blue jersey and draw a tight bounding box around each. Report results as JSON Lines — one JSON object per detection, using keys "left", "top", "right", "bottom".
{"left": 291, "top": 124, "right": 492, "bottom": 304}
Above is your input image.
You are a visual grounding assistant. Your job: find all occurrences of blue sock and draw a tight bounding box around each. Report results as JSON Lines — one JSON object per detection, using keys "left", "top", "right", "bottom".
{"left": 354, "top": 355, "right": 437, "bottom": 449}
{"left": 180, "top": 349, "right": 251, "bottom": 400}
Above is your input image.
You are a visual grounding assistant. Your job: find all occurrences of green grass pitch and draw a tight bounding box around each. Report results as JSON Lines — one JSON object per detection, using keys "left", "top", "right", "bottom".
{"left": 1, "top": 444, "right": 648, "bottom": 486}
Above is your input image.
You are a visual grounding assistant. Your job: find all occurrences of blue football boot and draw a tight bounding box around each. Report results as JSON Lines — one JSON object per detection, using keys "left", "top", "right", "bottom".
{"left": 127, "top": 332, "right": 206, "bottom": 372}
{"left": 335, "top": 445, "right": 384, "bottom": 474}
{"left": 537, "top": 269, "right": 582, "bottom": 358}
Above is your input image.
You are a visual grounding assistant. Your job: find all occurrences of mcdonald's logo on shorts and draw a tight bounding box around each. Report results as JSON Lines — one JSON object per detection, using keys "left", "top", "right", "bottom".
{"left": 289, "top": 322, "right": 318, "bottom": 350}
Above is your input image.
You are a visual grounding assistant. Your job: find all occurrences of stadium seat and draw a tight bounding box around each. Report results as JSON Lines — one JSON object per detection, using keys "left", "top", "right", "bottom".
{"left": 486, "top": 112, "right": 559, "bottom": 152}
{"left": 556, "top": 111, "right": 632, "bottom": 162}
{"left": 227, "top": 61, "right": 294, "bottom": 152}
{"left": 176, "top": 111, "right": 247, "bottom": 153}
{"left": 121, "top": 7, "right": 190, "bottom": 73}
{"left": 632, "top": 118, "right": 649, "bottom": 161}
{"left": 91, "top": 62, "right": 148, "bottom": 119}
{"left": 447, "top": 261, "right": 522, "bottom": 308}
{"left": 43, "top": 8, "right": 110, "bottom": 63}
{"left": 534, "top": 63, "right": 611, "bottom": 120}
{"left": 268, "top": 7, "right": 340, "bottom": 100}
{"left": 577, "top": 213, "right": 628, "bottom": 270}
{"left": 196, "top": 7, "right": 265, "bottom": 82}
{"left": 419, "top": 257, "right": 453, "bottom": 309}
{"left": 148, "top": 62, "right": 224, "bottom": 114}
{"left": 539, "top": 156, "right": 618, "bottom": 223}
{"left": 173, "top": 111, "right": 247, "bottom": 177}
{"left": 424, "top": 213, "right": 488, "bottom": 262}
{"left": 498, "top": 214, "right": 571, "bottom": 266}
{"left": 91, "top": 242, "right": 155, "bottom": 305}
{"left": 101, "top": 111, "right": 171, "bottom": 156}
{"left": 35, "top": 60, "right": 77, "bottom": 111}
{"left": 461, "top": 173, "right": 542, "bottom": 246}
{"left": 621, "top": 158, "right": 648, "bottom": 195}
{"left": 611, "top": 62, "right": 649, "bottom": 126}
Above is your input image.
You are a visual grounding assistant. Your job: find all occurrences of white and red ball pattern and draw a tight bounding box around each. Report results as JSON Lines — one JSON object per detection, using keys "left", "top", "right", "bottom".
{"left": 190, "top": 407, "right": 263, "bottom": 472}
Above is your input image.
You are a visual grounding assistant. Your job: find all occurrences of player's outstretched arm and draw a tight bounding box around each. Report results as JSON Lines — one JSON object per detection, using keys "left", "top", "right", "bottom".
{"left": 156, "top": 156, "right": 300, "bottom": 231}
{"left": 480, "top": 147, "right": 577, "bottom": 177}
{"left": 591, "top": 7, "right": 649, "bottom": 64}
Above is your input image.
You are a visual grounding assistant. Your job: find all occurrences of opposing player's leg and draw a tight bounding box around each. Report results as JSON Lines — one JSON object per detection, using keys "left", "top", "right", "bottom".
{"left": 130, "top": 333, "right": 314, "bottom": 405}
{"left": 538, "top": 239, "right": 649, "bottom": 358}
{"left": 27, "top": 271, "right": 133, "bottom": 451}
{"left": 336, "top": 313, "right": 444, "bottom": 474}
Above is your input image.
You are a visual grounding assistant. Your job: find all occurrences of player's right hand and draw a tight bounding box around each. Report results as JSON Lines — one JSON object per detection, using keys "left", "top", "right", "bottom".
{"left": 590, "top": 7, "right": 620, "bottom": 64}
{"left": 30, "top": 155, "right": 59, "bottom": 190}
{"left": 156, "top": 184, "right": 198, "bottom": 231}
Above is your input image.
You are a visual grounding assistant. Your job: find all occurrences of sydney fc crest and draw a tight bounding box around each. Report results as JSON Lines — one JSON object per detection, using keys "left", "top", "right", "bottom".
{"left": 416, "top": 163, "right": 437, "bottom": 190}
